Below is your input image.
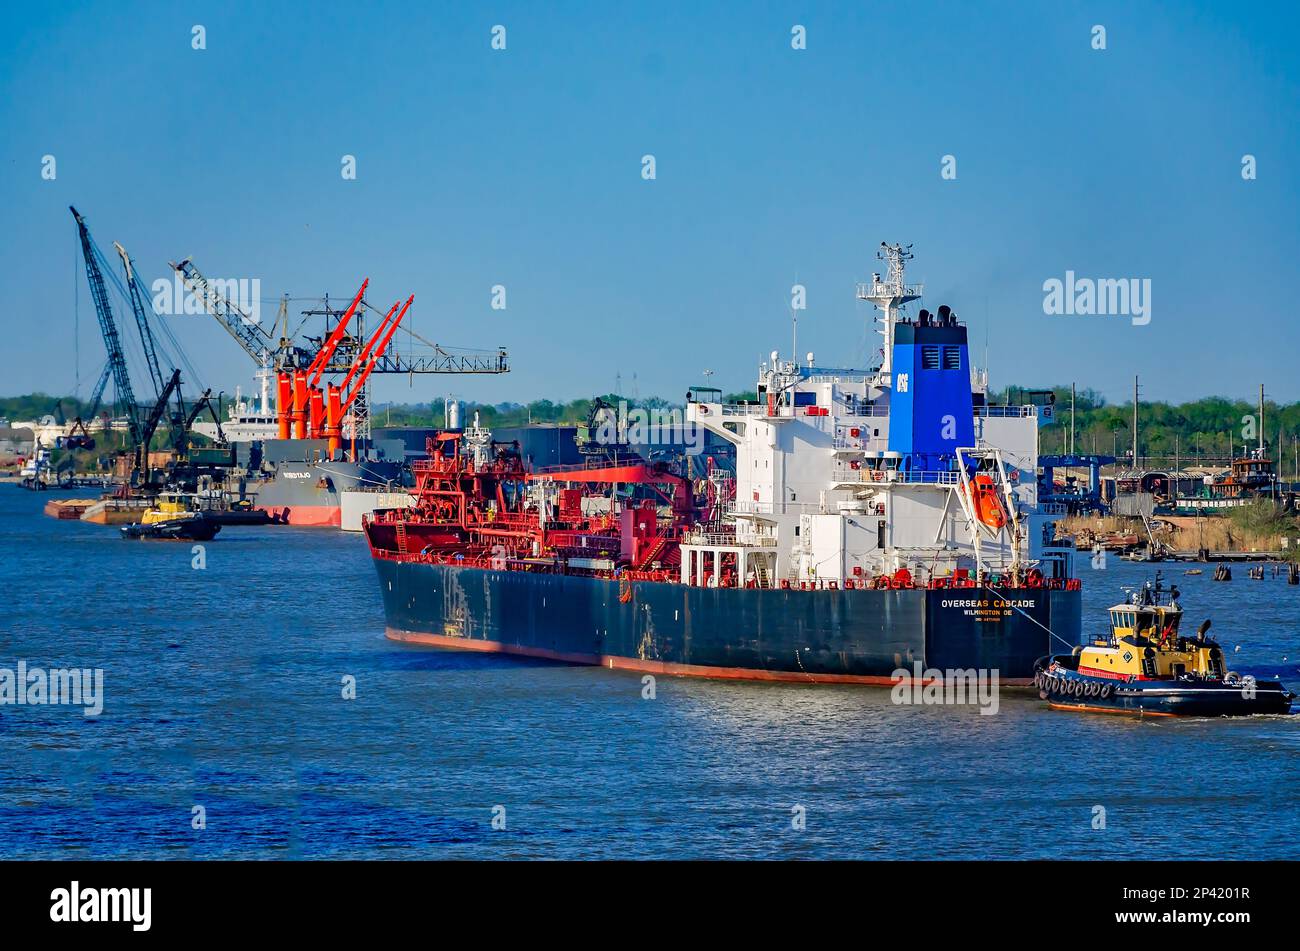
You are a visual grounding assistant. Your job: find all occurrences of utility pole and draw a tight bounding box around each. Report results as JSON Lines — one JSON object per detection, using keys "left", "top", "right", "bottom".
{"left": 1258, "top": 383, "right": 1265, "bottom": 454}
{"left": 1132, "top": 375, "right": 1139, "bottom": 468}
{"left": 1070, "top": 382, "right": 1076, "bottom": 456}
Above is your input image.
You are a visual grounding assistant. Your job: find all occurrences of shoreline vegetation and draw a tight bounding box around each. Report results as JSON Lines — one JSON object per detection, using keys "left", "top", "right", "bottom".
{"left": 4, "top": 386, "right": 1299, "bottom": 461}
{"left": 1061, "top": 502, "right": 1300, "bottom": 562}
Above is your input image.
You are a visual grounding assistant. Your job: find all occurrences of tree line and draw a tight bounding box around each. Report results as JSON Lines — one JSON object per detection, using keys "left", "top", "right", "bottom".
{"left": 1018, "top": 386, "right": 1300, "bottom": 467}
{"left": 6, "top": 387, "right": 1300, "bottom": 472}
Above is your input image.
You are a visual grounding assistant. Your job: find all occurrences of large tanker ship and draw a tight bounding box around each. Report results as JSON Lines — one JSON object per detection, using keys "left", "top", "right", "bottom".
{"left": 364, "top": 245, "right": 1082, "bottom": 683}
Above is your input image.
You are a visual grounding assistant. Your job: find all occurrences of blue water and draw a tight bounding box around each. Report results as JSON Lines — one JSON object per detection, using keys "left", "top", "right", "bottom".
{"left": 2, "top": 486, "right": 1299, "bottom": 859}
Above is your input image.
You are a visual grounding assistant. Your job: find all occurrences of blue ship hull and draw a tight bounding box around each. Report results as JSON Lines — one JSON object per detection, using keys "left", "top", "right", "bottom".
{"left": 373, "top": 558, "right": 1082, "bottom": 684}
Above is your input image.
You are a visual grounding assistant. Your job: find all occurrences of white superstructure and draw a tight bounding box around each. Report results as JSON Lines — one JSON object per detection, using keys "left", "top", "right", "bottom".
{"left": 191, "top": 383, "right": 278, "bottom": 443}
{"left": 682, "top": 244, "right": 1070, "bottom": 590}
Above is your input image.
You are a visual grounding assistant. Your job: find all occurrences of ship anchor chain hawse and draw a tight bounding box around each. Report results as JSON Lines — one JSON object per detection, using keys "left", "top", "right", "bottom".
{"left": 365, "top": 243, "right": 1088, "bottom": 685}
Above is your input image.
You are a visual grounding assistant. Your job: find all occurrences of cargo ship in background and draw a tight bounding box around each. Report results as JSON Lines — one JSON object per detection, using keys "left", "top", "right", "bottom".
{"left": 365, "top": 244, "right": 1083, "bottom": 684}
{"left": 170, "top": 264, "right": 509, "bottom": 528}
{"left": 190, "top": 370, "right": 407, "bottom": 527}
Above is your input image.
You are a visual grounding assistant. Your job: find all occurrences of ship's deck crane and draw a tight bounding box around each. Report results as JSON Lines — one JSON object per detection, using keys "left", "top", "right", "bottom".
{"left": 171, "top": 256, "right": 509, "bottom": 452}
{"left": 288, "top": 280, "right": 369, "bottom": 443}
{"left": 322, "top": 295, "right": 411, "bottom": 457}
{"left": 306, "top": 279, "right": 368, "bottom": 387}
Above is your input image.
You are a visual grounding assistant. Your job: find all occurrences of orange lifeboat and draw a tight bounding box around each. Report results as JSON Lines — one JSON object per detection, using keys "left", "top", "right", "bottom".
{"left": 966, "top": 474, "right": 1007, "bottom": 532}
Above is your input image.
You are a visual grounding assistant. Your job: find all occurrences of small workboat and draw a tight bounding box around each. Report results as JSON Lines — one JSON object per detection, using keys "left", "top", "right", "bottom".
{"left": 120, "top": 492, "right": 221, "bottom": 542}
{"left": 1034, "top": 573, "right": 1293, "bottom": 717}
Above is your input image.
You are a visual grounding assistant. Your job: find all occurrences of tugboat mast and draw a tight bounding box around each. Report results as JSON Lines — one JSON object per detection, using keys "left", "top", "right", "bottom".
{"left": 857, "top": 241, "right": 922, "bottom": 378}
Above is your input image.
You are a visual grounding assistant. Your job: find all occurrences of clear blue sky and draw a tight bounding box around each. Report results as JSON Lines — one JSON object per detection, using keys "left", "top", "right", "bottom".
{"left": 2, "top": 0, "right": 1297, "bottom": 410}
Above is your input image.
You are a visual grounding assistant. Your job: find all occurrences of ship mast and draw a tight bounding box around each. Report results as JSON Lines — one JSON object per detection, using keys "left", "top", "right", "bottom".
{"left": 857, "top": 242, "right": 921, "bottom": 377}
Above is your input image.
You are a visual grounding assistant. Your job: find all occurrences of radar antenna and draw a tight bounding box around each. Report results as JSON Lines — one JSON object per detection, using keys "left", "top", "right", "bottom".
{"left": 856, "top": 241, "right": 922, "bottom": 377}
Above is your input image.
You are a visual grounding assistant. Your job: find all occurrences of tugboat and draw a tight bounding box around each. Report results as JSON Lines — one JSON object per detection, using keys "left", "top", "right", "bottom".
{"left": 1034, "top": 573, "right": 1293, "bottom": 717}
{"left": 121, "top": 492, "right": 221, "bottom": 541}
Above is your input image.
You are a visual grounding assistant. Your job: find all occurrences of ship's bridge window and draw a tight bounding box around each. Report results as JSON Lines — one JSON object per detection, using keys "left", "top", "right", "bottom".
{"left": 921, "top": 346, "right": 940, "bottom": 370}
{"left": 1112, "top": 610, "right": 1140, "bottom": 630}
{"left": 942, "top": 347, "right": 961, "bottom": 370}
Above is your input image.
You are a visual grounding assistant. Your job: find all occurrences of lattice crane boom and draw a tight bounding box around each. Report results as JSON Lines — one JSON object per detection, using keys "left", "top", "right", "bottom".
{"left": 71, "top": 206, "right": 142, "bottom": 447}
{"left": 114, "top": 242, "right": 168, "bottom": 400}
{"left": 171, "top": 258, "right": 277, "bottom": 366}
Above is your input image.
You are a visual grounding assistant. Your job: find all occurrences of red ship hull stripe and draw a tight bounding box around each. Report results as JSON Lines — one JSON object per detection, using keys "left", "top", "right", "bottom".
{"left": 385, "top": 628, "right": 1034, "bottom": 686}
{"left": 1048, "top": 701, "right": 1177, "bottom": 717}
{"left": 1076, "top": 665, "right": 1150, "bottom": 680}
{"left": 277, "top": 505, "right": 340, "bottom": 527}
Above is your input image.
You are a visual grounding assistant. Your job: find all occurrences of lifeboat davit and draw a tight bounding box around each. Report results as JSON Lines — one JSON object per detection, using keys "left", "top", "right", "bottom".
{"left": 966, "top": 474, "right": 1007, "bottom": 532}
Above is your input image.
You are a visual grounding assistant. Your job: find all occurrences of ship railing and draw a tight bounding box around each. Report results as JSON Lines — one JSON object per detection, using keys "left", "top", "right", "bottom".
{"left": 684, "top": 531, "right": 777, "bottom": 547}
{"left": 974, "top": 405, "right": 1037, "bottom": 418}
{"left": 732, "top": 500, "right": 823, "bottom": 516}
{"left": 716, "top": 400, "right": 891, "bottom": 421}
{"left": 831, "top": 436, "right": 888, "bottom": 451}
{"left": 708, "top": 402, "right": 796, "bottom": 419}
{"left": 833, "top": 404, "right": 890, "bottom": 418}
{"left": 855, "top": 281, "right": 924, "bottom": 300}
{"left": 833, "top": 468, "right": 961, "bottom": 485}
